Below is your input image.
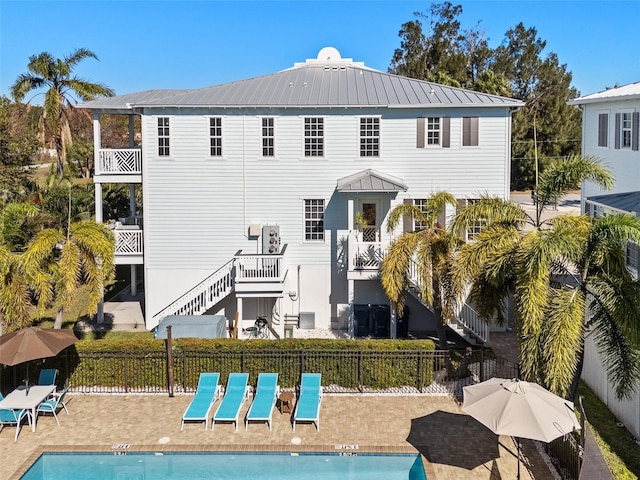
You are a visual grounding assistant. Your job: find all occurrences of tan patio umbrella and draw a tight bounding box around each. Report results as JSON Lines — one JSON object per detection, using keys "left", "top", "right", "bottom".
{"left": 462, "top": 377, "right": 581, "bottom": 480}
{"left": 0, "top": 327, "right": 78, "bottom": 386}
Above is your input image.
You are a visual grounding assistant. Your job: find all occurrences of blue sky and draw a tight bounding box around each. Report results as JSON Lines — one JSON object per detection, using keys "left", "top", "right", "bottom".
{"left": 1, "top": 0, "right": 638, "bottom": 103}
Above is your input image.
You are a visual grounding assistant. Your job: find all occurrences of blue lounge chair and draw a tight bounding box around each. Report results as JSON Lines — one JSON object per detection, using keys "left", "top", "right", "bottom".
{"left": 213, "top": 373, "right": 250, "bottom": 431}
{"left": 245, "top": 373, "right": 279, "bottom": 431}
{"left": 0, "top": 393, "right": 30, "bottom": 441}
{"left": 37, "top": 385, "right": 70, "bottom": 425}
{"left": 37, "top": 369, "right": 58, "bottom": 386}
{"left": 181, "top": 373, "right": 221, "bottom": 430}
{"left": 293, "top": 373, "right": 322, "bottom": 431}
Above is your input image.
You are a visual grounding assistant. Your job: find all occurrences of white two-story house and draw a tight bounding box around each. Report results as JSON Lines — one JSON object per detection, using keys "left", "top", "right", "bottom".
{"left": 569, "top": 82, "right": 640, "bottom": 438}
{"left": 78, "top": 47, "right": 523, "bottom": 340}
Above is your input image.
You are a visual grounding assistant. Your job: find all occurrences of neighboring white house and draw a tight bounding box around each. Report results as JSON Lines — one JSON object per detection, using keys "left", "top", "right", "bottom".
{"left": 569, "top": 82, "right": 640, "bottom": 439}
{"left": 78, "top": 47, "right": 522, "bottom": 341}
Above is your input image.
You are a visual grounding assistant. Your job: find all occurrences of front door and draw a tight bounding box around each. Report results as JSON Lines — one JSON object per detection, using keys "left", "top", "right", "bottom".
{"left": 357, "top": 199, "right": 380, "bottom": 243}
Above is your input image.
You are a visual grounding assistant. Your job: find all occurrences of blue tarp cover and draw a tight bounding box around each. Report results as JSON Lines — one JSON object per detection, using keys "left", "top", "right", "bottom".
{"left": 154, "top": 315, "right": 228, "bottom": 339}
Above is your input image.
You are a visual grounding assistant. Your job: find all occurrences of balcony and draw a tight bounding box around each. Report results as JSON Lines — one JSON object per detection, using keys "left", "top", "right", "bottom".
{"left": 233, "top": 245, "right": 288, "bottom": 296}
{"left": 96, "top": 148, "right": 142, "bottom": 182}
{"left": 347, "top": 235, "right": 388, "bottom": 280}
{"left": 110, "top": 225, "right": 143, "bottom": 265}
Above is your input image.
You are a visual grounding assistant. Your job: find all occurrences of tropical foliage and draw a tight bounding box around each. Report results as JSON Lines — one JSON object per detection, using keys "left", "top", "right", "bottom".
{"left": 452, "top": 156, "right": 640, "bottom": 400}
{"left": 10, "top": 48, "right": 114, "bottom": 178}
{"left": 23, "top": 220, "right": 115, "bottom": 329}
{"left": 380, "top": 192, "right": 460, "bottom": 349}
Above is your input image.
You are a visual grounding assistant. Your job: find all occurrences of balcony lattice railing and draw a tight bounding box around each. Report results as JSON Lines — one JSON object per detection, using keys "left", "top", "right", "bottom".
{"left": 234, "top": 247, "right": 287, "bottom": 282}
{"left": 98, "top": 148, "right": 142, "bottom": 174}
{"left": 113, "top": 229, "right": 143, "bottom": 255}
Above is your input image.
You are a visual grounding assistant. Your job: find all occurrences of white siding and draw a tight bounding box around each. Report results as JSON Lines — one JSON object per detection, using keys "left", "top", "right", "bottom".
{"left": 140, "top": 106, "right": 513, "bottom": 324}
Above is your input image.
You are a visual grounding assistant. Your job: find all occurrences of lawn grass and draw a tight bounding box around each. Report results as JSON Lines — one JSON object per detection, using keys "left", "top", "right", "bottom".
{"left": 578, "top": 382, "right": 640, "bottom": 479}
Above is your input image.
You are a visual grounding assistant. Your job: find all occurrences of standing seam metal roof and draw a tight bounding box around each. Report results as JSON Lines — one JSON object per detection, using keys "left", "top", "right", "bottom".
{"left": 78, "top": 53, "right": 524, "bottom": 110}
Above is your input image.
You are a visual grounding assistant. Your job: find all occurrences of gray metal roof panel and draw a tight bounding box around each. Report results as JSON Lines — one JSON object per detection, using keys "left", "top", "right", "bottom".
{"left": 587, "top": 191, "right": 640, "bottom": 215}
{"left": 337, "top": 169, "right": 408, "bottom": 192}
{"left": 78, "top": 63, "right": 524, "bottom": 110}
{"left": 568, "top": 81, "right": 640, "bottom": 105}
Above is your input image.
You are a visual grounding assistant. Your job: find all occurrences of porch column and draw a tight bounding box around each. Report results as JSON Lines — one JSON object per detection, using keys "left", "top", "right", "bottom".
{"left": 236, "top": 297, "right": 244, "bottom": 332}
{"left": 390, "top": 307, "right": 397, "bottom": 339}
{"left": 94, "top": 183, "right": 103, "bottom": 224}
{"left": 129, "top": 184, "right": 136, "bottom": 217}
{"left": 128, "top": 114, "right": 135, "bottom": 147}
{"left": 130, "top": 265, "right": 137, "bottom": 296}
{"left": 347, "top": 279, "right": 355, "bottom": 337}
{"left": 93, "top": 113, "right": 101, "bottom": 175}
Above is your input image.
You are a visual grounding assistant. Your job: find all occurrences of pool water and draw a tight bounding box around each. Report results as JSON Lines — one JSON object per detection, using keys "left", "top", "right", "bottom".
{"left": 21, "top": 452, "right": 427, "bottom": 480}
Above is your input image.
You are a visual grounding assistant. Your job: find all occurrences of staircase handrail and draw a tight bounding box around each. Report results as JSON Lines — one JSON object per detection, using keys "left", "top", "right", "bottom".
{"left": 151, "top": 259, "right": 235, "bottom": 321}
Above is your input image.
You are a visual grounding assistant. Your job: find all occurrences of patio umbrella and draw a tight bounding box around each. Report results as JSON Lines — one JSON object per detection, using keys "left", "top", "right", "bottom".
{"left": 0, "top": 326, "right": 78, "bottom": 386}
{"left": 462, "top": 377, "right": 580, "bottom": 480}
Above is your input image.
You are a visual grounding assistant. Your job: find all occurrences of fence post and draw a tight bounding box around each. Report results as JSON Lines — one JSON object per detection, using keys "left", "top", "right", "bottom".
{"left": 166, "top": 325, "right": 174, "bottom": 397}
{"left": 124, "top": 352, "right": 129, "bottom": 393}
{"left": 358, "top": 350, "right": 364, "bottom": 392}
{"left": 417, "top": 350, "right": 424, "bottom": 392}
{"left": 182, "top": 350, "right": 187, "bottom": 392}
{"left": 479, "top": 349, "right": 484, "bottom": 382}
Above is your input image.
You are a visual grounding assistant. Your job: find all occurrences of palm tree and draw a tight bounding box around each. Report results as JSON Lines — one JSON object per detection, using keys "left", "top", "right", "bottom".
{"left": 380, "top": 192, "right": 460, "bottom": 349}
{"left": 23, "top": 220, "right": 115, "bottom": 329}
{"left": 452, "top": 156, "right": 640, "bottom": 400}
{"left": 10, "top": 49, "right": 114, "bottom": 178}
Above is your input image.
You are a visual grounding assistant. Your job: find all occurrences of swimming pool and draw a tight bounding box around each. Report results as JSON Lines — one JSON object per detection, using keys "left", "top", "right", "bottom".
{"left": 21, "top": 452, "right": 427, "bottom": 479}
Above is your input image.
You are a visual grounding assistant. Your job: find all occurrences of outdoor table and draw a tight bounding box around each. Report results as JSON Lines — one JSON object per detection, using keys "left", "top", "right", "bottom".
{"left": 0, "top": 385, "right": 55, "bottom": 432}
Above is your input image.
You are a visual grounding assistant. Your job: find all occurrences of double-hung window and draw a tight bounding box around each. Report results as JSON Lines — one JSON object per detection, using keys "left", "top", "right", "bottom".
{"left": 262, "top": 118, "right": 275, "bottom": 157}
{"left": 597, "top": 112, "right": 608, "bottom": 147}
{"left": 304, "top": 199, "right": 325, "bottom": 241}
{"left": 360, "top": 117, "right": 380, "bottom": 157}
{"left": 210, "top": 117, "right": 222, "bottom": 157}
{"left": 458, "top": 199, "right": 485, "bottom": 241}
{"left": 157, "top": 117, "right": 170, "bottom": 157}
{"left": 304, "top": 117, "right": 324, "bottom": 157}
{"left": 413, "top": 199, "right": 430, "bottom": 231}
{"left": 622, "top": 112, "right": 632, "bottom": 149}
{"left": 615, "top": 111, "right": 639, "bottom": 150}
{"left": 417, "top": 117, "right": 450, "bottom": 148}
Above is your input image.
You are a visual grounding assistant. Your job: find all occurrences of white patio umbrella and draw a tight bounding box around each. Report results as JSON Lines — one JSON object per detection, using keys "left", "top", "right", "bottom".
{"left": 462, "top": 377, "right": 581, "bottom": 480}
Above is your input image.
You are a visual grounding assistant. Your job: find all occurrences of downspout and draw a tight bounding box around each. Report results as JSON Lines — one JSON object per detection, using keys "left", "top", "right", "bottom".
{"left": 243, "top": 115, "right": 247, "bottom": 238}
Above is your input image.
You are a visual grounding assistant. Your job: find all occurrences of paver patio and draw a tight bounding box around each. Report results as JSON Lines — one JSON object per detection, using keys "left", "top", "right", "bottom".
{"left": 2, "top": 393, "right": 556, "bottom": 479}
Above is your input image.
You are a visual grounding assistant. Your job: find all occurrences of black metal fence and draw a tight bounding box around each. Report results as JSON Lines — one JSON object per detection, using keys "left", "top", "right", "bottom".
{"left": 0, "top": 346, "right": 583, "bottom": 479}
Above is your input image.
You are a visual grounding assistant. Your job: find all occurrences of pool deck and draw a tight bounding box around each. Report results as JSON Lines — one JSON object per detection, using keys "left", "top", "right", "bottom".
{"left": 3, "top": 392, "right": 557, "bottom": 480}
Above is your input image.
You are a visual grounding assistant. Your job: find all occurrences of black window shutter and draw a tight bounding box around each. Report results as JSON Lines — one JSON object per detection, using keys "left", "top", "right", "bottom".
{"left": 598, "top": 113, "right": 608, "bottom": 147}
{"left": 403, "top": 199, "right": 413, "bottom": 232}
{"left": 416, "top": 118, "right": 425, "bottom": 148}
{"left": 615, "top": 113, "right": 621, "bottom": 149}
{"left": 442, "top": 117, "right": 450, "bottom": 148}
{"left": 633, "top": 112, "right": 639, "bottom": 151}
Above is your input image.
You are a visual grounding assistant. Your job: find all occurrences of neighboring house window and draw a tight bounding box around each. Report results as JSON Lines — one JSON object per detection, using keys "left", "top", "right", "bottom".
{"left": 417, "top": 117, "right": 450, "bottom": 148}
{"left": 157, "top": 117, "right": 170, "bottom": 156}
{"left": 210, "top": 117, "right": 222, "bottom": 157}
{"left": 462, "top": 117, "right": 479, "bottom": 146}
{"left": 262, "top": 118, "right": 274, "bottom": 157}
{"left": 304, "top": 199, "right": 325, "bottom": 241}
{"left": 626, "top": 241, "right": 639, "bottom": 276}
{"left": 360, "top": 117, "right": 380, "bottom": 157}
{"left": 615, "top": 111, "right": 639, "bottom": 150}
{"left": 304, "top": 117, "right": 324, "bottom": 157}
{"left": 598, "top": 113, "right": 608, "bottom": 147}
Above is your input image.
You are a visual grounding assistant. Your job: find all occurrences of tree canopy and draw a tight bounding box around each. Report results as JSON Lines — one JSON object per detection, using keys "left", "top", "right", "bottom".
{"left": 390, "top": 3, "right": 582, "bottom": 191}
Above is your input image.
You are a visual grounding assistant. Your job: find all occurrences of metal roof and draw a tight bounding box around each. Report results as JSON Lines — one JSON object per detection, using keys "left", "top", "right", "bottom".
{"left": 78, "top": 48, "right": 524, "bottom": 111}
{"left": 586, "top": 191, "right": 640, "bottom": 215}
{"left": 568, "top": 81, "right": 640, "bottom": 106}
{"left": 336, "top": 169, "right": 408, "bottom": 193}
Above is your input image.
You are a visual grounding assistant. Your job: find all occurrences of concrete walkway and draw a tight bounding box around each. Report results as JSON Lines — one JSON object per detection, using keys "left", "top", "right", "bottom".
{"left": 2, "top": 393, "right": 557, "bottom": 480}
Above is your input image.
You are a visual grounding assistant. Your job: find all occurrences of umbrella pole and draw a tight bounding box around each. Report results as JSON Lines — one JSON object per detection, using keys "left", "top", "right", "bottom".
{"left": 517, "top": 437, "right": 520, "bottom": 480}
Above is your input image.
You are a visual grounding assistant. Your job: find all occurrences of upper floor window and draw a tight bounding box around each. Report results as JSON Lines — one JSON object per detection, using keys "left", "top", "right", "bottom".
{"left": 458, "top": 199, "right": 485, "bottom": 241}
{"left": 262, "top": 118, "right": 274, "bottom": 157}
{"left": 304, "top": 199, "right": 325, "bottom": 241}
{"left": 615, "top": 111, "right": 639, "bottom": 151}
{"left": 304, "top": 117, "right": 324, "bottom": 157}
{"left": 210, "top": 117, "right": 222, "bottom": 157}
{"left": 157, "top": 117, "right": 170, "bottom": 156}
{"left": 462, "top": 117, "right": 479, "bottom": 146}
{"left": 417, "top": 117, "right": 450, "bottom": 148}
{"left": 414, "top": 198, "right": 430, "bottom": 231}
{"left": 598, "top": 113, "right": 608, "bottom": 147}
{"left": 360, "top": 117, "right": 380, "bottom": 157}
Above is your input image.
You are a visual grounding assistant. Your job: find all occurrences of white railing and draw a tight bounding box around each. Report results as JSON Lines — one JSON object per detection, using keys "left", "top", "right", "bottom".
{"left": 456, "top": 302, "right": 489, "bottom": 344}
{"left": 113, "top": 229, "right": 143, "bottom": 255}
{"left": 98, "top": 148, "right": 142, "bottom": 174}
{"left": 152, "top": 260, "right": 235, "bottom": 321}
{"left": 350, "top": 236, "right": 388, "bottom": 270}
{"left": 234, "top": 249, "right": 286, "bottom": 282}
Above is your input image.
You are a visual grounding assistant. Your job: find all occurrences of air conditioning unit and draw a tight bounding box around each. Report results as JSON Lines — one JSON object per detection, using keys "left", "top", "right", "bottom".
{"left": 262, "top": 225, "right": 280, "bottom": 255}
